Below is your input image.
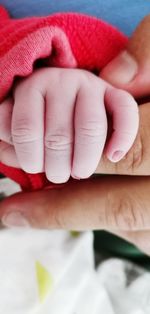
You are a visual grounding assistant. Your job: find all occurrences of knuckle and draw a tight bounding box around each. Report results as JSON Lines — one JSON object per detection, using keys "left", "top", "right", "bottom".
{"left": 106, "top": 192, "right": 145, "bottom": 231}
{"left": 45, "top": 133, "right": 72, "bottom": 150}
{"left": 12, "top": 120, "right": 38, "bottom": 143}
{"left": 77, "top": 122, "right": 106, "bottom": 143}
{"left": 115, "top": 133, "right": 144, "bottom": 174}
{"left": 46, "top": 69, "right": 68, "bottom": 88}
{"left": 115, "top": 198, "right": 137, "bottom": 230}
{"left": 81, "top": 69, "right": 99, "bottom": 86}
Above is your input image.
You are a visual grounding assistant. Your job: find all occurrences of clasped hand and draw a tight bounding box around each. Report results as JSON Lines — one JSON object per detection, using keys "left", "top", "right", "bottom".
{"left": 0, "top": 68, "right": 138, "bottom": 183}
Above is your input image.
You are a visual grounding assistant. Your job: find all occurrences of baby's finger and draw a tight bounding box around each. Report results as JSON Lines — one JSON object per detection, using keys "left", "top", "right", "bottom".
{"left": 0, "top": 98, "right": 13, "bottom": 144}
{"left": 72, "top": 86, "right": 107, "bottom": 178}
{"left": 105, "top": 88, "right": 139, "bottom": 162}
{"left": 0, "top": 141, "right": 20, "bottom": 168}
{"left": 12, "top": 83, "right": 45, "bottom": 173}
{"left": 45, "top": 87, "right": 74, "bottom": 184}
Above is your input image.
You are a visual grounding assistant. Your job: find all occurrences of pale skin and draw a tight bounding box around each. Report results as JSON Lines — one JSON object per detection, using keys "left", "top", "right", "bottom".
{"left": 0, "top": 15, "right": 150, "bottom": 255}
{"left": 0, "top": 68, "right": 138, "bottom": 183}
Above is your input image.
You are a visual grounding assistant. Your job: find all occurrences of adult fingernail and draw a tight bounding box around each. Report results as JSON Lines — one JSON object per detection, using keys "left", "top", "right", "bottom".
{"left": 102, "top": 51, "right": 138, "bottom": 84}
{"left": 110, "top": 150, "right": 125, "bottom": 162}
{"left": 2, "top": 212, "right": 30, "bottom": 228}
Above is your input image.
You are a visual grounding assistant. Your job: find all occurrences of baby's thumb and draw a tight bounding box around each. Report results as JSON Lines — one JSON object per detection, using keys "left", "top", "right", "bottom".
{"left": 101, "top": 15, "right": 150, "bottom": 98}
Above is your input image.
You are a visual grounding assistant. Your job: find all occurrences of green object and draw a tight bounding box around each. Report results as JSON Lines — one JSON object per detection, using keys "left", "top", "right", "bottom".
{"left": 70, "top": 231, "right": 80, "bottom": 238}
{"left": 94, "top": 231, "right": 150, "bottom": 270}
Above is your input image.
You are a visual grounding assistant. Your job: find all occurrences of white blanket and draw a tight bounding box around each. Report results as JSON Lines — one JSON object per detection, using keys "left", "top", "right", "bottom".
{"left": 0, "top": 178, "right": 149, "bottom": 314}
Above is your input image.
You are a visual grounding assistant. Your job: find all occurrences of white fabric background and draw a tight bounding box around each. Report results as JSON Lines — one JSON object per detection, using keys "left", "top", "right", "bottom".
{"left": 0, "top": 178, "right": 149, "bottom": 314}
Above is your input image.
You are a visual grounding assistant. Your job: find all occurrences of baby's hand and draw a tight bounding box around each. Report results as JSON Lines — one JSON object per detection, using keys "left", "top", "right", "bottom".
{"left": 0, "top": 68, "right": 138, "bottom": 183}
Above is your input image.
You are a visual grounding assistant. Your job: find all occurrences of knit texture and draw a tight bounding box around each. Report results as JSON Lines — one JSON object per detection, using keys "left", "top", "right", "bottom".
{"left": 0, "top": 6, "right": 127, "bottom": 190}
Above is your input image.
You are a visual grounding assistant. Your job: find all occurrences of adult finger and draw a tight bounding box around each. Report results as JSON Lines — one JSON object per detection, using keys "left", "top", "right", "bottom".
{"left": 71, "top": 78, "right": 107, "bottom": 179}
{"left": 1, "top": 176, "right": 150, "bottom": 230}
{"left": 101, "top": 15, "right": 150, "bottom": 98}
{"left": 12, "top": 79, "right": 44, "bottom": 173}
{"left": 105, "top": 87, "right": 139, "bottom": 162}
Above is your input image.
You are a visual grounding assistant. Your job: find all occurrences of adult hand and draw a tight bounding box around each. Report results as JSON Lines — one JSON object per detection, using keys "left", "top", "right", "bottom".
{"left": 101, "top": 14, "right": 150, "bottom": 98}
{"left": 1, "top": 15, "right": 150, "bottom": 256}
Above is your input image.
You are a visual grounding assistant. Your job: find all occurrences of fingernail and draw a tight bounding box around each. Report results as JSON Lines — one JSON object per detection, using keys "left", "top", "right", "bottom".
{"left": 111, "top": 150, "right": 124, "bottom": 162}
{"left": 2, "top": 212, "right": 30, "bottom": 228}
{"left": 103, "top": 51, "right": 138, "bottom": 84}
{"left": 71, "top": 175, "right": 81, "bottom": 180}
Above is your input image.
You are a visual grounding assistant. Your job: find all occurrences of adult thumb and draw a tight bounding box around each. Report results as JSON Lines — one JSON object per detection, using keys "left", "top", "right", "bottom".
{"left": 101, "top": 15, "right": 150, "bottom": 98}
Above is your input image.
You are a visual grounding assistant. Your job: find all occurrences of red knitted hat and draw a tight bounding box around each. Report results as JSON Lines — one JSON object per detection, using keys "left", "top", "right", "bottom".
{"left": 0, "top": 6, "right": 127, "bottom": 191}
